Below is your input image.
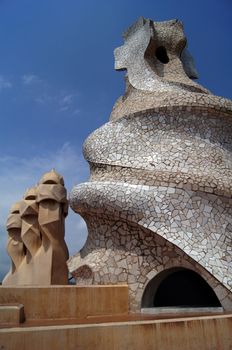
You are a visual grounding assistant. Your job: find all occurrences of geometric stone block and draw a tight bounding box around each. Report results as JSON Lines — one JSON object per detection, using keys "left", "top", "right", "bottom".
{"left": 0, "top": 304, "right": 25, "bottom": 325}
{"left": 0, "top": 285, "right": 129, "bottom": 321}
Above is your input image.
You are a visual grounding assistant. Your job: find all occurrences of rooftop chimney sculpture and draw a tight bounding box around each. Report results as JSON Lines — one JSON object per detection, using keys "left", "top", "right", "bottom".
{"left": 69, "top": 17, "right": 232, "bottom": 311}
{"left": 3, "top": 169, "right": 69, "bottom": 285}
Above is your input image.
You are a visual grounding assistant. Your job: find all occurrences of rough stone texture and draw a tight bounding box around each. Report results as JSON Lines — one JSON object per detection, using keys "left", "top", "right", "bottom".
{"left": 114, "top": 17, "right": 208, "bottom": 94}
{"left": 37, "top": 170, "right": 69, "bottom": 284}
{"left": 1, "top": 314, "right": 232, "bottom": 350}
{"left": 0, "top": 304, "right": 25, "bottom": 325}
{"left": 0, "top": 285, "right": 128, "bottom": 321}
{"left": 21, "top": 187, "right": 41, "bottom": 261}
{"left": 69, "top": 188, "right": 232, "bottom": 310}
{"left": 3, "top": 169, "right": 69, "bottom": 285}
{"left": 69, "top": 17, "right": 232, "bottom": 311}
{"left": 4, "top": 202, "right": 24, "bottom": 277}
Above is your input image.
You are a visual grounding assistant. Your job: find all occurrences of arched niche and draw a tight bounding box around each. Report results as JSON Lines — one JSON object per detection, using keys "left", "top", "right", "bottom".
{"left": 141, "top": 267, "right": 221, "bottom": 309}
{"left": 72, "top": 265, "right": 93, "bottom": 285}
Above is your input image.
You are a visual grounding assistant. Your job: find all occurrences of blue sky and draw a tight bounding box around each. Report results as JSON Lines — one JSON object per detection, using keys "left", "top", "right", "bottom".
{"left": 0, "top": 0, "right": 231, "bottom": 280}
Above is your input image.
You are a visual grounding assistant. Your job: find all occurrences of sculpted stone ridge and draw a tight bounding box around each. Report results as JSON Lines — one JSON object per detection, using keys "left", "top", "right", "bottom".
{"left": 3, "top": 170, "right": 69, "bottom": 286}
{"left": 110, "top": 90, "right": 232, "bottom": 121}
{"left": 5, "top": 203, "right": 24, "bottom": 275}
{"left": 39, "top": 168, "right": 65, "bottom": 185}
{"left": 111, "top": 17, "right": 232, "bottom": 121}
{"left": 70, "top": 182, "right": 232, "bottom": 294}
{"left": 20, "top": 186, "right": 41, "bottom": 261}
{"left": 114, "top": 17, "right": 207, "bottom": 93}
{"left": 69, "top": 17, "right": 232, "bottom": 311}
{"left": 83, "top": 111, "right": 232, "bottom": 198}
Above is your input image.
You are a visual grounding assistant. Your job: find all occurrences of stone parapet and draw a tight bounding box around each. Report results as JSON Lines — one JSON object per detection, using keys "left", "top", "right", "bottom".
{"left": 0, "top": 285, "right": 129, "bottom": 321}
{"left": 1, "top": 314, "right": 231, "bottom": 350}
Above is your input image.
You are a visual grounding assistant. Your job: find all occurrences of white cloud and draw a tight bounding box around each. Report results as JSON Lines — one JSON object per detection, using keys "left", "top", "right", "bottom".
{"left": 73, "top": 109, "right": 80, "bottom": 115}
{"left": 22, "top": 74, "right": 42, "bottom": 85}
{"left": 0, "top": 143, "right": 89, "bottom": 281}
{"left": 60, "top": 94, "right": 73, "bottom": 105}
{"left": 34, "top": 89, "right": 79, "bottom": 115}
{"left": 21, "top": 74, "right": 80, "bottom": 115}
{"left": 58, "top": 93, "right": 79, "bottom": 113}
{"left": 0, "top": 76, "right": 12, "bottom": 90}
{"left": 34, "top": 94, "right": 54, "bottom": 105}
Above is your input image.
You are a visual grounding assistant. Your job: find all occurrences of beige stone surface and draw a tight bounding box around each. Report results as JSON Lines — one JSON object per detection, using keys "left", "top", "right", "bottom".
{"left": 0, "top": 314, "right": 231, "bottom": 350}
{"left": 0, "top": 304, "right": 24, "bottom": 325}
{"left": 0, "top": 285, "right": 129, "bottom": 320}
{"left": 20, "top": 187, "right": 41, "bottom": 260}
{"left": 2, "top": 169, "right": 69, "bottom": 285}
{"left": 37, "top": 169, "right": 69, "bottom": 284}
{"left": 2, "top": 202, "right": 25, "bottom": 285}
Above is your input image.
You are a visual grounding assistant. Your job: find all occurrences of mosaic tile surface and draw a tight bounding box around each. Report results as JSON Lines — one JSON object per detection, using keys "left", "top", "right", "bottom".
{"left": 69, "top": 17, "right": 232, "bottom": 311}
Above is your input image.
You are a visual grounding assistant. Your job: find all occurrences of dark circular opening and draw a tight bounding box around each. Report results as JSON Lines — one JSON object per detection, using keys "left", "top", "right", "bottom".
{"left": 43, "top": 180, "right": 58, "bottom": 184}
{"left": 25, "top": 195, "right": 36, "bottom": 200}
{"left": 142, "top": 268, "right": 221, "bottom": 308}
{"left": 155, "top": 46, "right": 169, "bottom": 64}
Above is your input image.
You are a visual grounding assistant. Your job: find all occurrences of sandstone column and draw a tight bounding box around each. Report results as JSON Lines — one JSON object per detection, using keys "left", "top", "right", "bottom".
{"left": 37, "top": 169, "right": 69, "bottom": 284}
{"left": 2, "top": 169, "right": 69, "bottom": 285}
{"left": 2, "top": 202, "right": 25, "bottom": 285}
{"left": 20, "top": 187, "right": 41, "bottom": 263}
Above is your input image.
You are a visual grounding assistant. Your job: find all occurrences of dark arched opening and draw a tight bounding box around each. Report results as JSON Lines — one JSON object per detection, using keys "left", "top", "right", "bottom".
{"left": 142, "top": 268, "right": 221, "bottom": 309}
{"left": 155, "top": 46, "right": 169, "bottom": 64}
